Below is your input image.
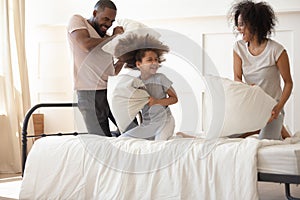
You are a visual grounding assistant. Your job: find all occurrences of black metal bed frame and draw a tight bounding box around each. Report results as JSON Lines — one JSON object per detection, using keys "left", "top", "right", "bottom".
{"left": 21, "top": 103, "right": 86, "bottom": 175}
{"left": 257, "top": 172, "right": 300, "bottom": 200}
{"left": 21, "top": 103, "right": 300, "bottom": 199}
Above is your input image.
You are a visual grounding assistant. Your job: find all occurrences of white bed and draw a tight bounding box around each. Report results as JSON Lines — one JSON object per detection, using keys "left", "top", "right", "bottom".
{"left": 258, "top": 141, "right": 300, "bottom": 175}
{"left": 20, "top": 74, "right": 300, "bottom": 199}
{"left": 19, "top": 133, "right": 300, "bottom": 200}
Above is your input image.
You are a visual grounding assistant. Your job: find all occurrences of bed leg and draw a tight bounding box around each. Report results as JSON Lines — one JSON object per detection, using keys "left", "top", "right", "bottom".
{"left": 285, "top": 183, "right": 300, "bottom": 200}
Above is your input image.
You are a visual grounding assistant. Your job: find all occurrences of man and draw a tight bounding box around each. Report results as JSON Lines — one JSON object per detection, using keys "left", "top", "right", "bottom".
{"left": 67, "top": 0, "right": 124, "bottom": 136}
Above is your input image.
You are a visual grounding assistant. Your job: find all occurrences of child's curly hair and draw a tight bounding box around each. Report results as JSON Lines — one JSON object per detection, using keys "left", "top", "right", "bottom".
{"left": 114, "top": 33, "right": 170, "bottom": 68}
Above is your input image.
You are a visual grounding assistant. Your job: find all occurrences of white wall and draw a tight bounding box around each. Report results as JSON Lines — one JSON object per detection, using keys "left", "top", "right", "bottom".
{"left": 25, "top": 0, "right": 300, "bottom": 134}
{"left": 26, "top": 0, "right": 300, "bottom": 25}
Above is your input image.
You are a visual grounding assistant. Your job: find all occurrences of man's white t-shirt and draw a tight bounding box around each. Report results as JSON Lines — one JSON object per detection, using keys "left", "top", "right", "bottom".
{"left": 67, "top": 14, "right": 115, "bottom": 90}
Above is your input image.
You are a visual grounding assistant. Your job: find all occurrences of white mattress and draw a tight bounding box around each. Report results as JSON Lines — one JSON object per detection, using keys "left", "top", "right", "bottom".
{"left": 20, "top": 135, "right": 262, "bottom": 200}
{"left": 258, "top": 142, "right": 300, "bottom": 175}
{"left": 20, "top": 134, "right": 300, "bottom": 199}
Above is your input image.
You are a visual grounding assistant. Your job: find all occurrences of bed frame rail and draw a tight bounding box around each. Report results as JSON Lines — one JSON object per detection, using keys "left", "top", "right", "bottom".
{"left": 258, "top": 172, "right": 300, "bottom": 200}
{"left": 21, "top": 103, "right": 84, "bottom": 175}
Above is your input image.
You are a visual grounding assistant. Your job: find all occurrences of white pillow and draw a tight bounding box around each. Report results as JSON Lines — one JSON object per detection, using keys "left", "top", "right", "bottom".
{"left": 117, "top": 18, "right": 147, "bottom": 32}
{"left": 102, "top": 18, "right": 160, "bottom": 55}
{"left": 107, "top": 74, "right": 149, "bottom": 133}
{"left": 204, "top": 76, "right": 277, "bottom": 139}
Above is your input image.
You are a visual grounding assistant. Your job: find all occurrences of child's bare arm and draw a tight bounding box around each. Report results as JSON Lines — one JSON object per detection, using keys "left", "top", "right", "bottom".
{"left": 148, "top": 87, "right": 178, "bottom": 106}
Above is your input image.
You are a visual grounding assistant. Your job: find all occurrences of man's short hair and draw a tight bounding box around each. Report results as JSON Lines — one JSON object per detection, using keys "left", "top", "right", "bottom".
{"left": 94, "top": 0, "right": 117, "bottom": 11}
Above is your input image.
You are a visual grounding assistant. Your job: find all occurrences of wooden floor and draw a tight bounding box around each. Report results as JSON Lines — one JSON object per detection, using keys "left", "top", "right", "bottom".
{"left": 0, "top": 173, "right": 299, "bottom": 199}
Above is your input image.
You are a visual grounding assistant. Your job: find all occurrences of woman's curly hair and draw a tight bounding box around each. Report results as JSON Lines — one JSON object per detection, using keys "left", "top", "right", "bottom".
{"left": 114, "top": 33, "right": 169, "bottom": 68}
{"left": 228, "top": 0, "right": 277, "bottom": 44}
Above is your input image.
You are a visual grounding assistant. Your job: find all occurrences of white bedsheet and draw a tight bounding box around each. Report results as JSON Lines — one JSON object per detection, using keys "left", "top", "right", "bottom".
{"left": 19, "top": 135, "right": 299, "bottom": 200}
{"left": 257, "top": 135, "right": 300, "bottom": 175}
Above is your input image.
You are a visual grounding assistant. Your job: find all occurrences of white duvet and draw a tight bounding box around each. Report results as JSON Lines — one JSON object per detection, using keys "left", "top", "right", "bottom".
{"left": 19, "top": 135, "right": 298, "bottom": 200}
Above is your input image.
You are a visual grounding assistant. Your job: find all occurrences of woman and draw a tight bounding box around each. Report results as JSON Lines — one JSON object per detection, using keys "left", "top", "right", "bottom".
{"left": 228, "top": 0, "right": 293, "bottom": 140}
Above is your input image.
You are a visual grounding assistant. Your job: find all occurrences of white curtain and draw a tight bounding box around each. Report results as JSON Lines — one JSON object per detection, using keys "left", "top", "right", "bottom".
{"left": 0, "top": 0, "right": 31, "bottom": 173}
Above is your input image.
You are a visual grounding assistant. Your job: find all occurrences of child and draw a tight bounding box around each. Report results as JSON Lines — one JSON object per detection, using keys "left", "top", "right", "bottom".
{"left": 115, "top": 34, "right": 178, "bottom": 140}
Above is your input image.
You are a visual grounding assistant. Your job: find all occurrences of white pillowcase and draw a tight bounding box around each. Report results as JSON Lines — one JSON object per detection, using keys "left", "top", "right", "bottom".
{"left": 117, "top": 18, "right": 148, "bottom": 32}
{"left": 102, "top": 18, "right": 160, "bottom": 55}
{"left": 107, "top": 73, "right": 149, "bottom": 133}
{"left": 204, "top": 76, "right": 277, "bottom": 139}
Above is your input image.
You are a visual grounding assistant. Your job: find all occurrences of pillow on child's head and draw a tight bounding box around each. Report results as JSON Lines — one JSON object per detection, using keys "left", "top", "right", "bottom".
{"left": 117, "top": 18, "right": 150, "bottom": 32}
{"left": 203, "top": 76, "right": 277, "bottom": 139}
{"left": 102, "top": 18, "right": 161, "bottom": 56}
